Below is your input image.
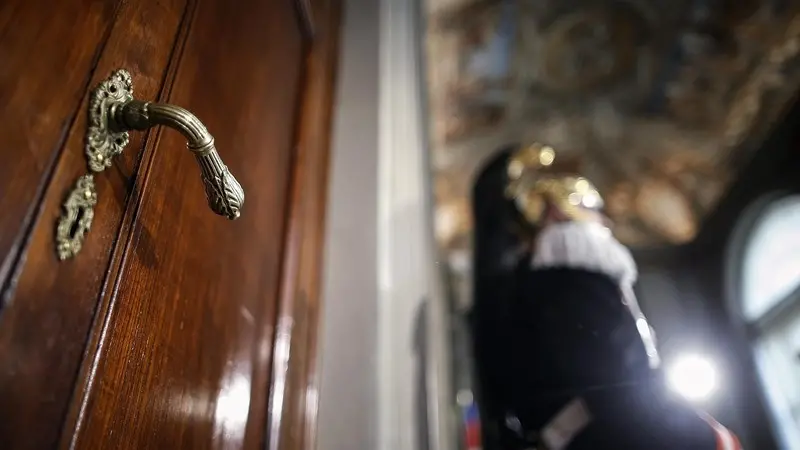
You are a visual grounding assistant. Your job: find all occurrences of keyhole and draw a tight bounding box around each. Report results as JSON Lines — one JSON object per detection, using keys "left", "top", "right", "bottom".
{"left": 69, "top": 207, "right": 86, "bottom": 240}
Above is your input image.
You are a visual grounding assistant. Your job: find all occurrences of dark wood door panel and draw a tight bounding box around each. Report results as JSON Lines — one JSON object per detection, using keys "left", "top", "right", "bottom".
{"left": 70, "top": 0, "right": 307, "bottom": 448}
{"left": 0, "top": 1, "right": 189, "bottom": 448}
{"left": 0, "top": 0, "right": 120, "bottom": 286}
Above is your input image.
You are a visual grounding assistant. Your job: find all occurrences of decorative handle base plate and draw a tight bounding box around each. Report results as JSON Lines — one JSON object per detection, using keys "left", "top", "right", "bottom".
{"left": 86, "top": 70, "right": 134, "bottom": 173}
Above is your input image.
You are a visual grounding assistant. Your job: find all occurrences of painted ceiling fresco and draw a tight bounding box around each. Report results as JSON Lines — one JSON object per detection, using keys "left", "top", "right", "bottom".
{"left": 425, "top": 0, "right": 800, "bottom": 270}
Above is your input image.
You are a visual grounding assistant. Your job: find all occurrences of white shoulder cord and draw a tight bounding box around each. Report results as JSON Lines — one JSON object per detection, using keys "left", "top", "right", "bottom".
{"left": 531, "top": 221, "right": 637, "bottom": 285}
{"left": 531, "top": 221, "right": 660, "bottom": 367}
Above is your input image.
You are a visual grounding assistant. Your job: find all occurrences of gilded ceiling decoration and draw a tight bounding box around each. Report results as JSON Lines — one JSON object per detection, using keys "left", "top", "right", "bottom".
{"left": 425, "top": 0, "right": 800, "bottom": 266}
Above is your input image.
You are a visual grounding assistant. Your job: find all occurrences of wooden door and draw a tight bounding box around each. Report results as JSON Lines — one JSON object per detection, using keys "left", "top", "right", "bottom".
{"left": 0, "top": 0, "right": 340, "bottom": 449}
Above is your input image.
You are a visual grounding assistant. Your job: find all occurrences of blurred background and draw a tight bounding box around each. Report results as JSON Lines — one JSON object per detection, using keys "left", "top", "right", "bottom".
{"left": 317, "top": 1, "right": 800, "bottom": 449}
{"left": 420, "top": 0, "right": 800, "bottom": 449}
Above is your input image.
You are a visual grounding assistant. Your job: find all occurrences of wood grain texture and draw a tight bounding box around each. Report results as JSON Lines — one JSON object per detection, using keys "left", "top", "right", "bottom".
{"left": 0, "top": 0, "right": 119, "bottom": 292}
{"left": 61, "top": 2, "right": 198, "bottom": 447}
{"left": 69, "top": 0, "right": 307, "bottom": 448}
{"left": 0, "top": 1, "right": 188, "bottom": 448}
{"left": 267, "top": 0, "right": 343, "bottom": 448}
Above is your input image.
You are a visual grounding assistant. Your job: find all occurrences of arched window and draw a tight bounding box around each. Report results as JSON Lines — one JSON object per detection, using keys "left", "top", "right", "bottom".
{"left": 734, "top": 195, "right": 800, "bottom": 449}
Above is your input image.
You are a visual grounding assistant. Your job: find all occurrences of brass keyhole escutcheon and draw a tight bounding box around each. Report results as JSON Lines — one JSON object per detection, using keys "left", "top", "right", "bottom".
{"left": 56, "top": 175, "right": 98, "bottom": 260}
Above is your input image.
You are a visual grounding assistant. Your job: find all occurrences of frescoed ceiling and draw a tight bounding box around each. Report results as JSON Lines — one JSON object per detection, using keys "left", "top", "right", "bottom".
{"left": 424, "top": 0, "right": 800, "bottom": 268}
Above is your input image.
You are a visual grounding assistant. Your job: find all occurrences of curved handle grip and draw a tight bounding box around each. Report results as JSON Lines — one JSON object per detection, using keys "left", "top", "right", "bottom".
{"left": 110, "top": 100, "right": 244, "bottom": 219}
{"left": 85, "top": 69, "right": 244, "bottom": 220}
{"left": 57, "top": 70, "right": 244, "bottom": 260}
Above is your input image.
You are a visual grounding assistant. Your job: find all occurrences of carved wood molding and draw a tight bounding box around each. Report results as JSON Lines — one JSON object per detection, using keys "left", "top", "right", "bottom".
{"left": 267, "top": 1, "right": 343, "bottom": 449}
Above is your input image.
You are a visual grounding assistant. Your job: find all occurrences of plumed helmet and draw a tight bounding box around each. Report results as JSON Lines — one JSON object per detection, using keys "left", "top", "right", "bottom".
{"left": 505, "top": 143, "right": 604, "bottom": 228}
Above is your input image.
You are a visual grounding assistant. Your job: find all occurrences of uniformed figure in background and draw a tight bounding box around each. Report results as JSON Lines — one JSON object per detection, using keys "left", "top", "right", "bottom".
{"left": 470, "top": 144, "right": 741, "bottom": 449}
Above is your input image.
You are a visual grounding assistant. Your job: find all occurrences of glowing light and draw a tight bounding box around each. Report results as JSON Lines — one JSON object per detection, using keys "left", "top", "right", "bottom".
{"left": 667, "top": 354, "right": 718, "bottom": 401}
{"left": 582, "top": 191, "right": 601, "bottom": 208}
{"left": 508, "top": 160, "right": 524, "bottom": 179}
{"left": 457, "top": 389, "right": 474, "bottom": 407}
{"left": 539, "top": 146, "right": 555, "bottom": 166}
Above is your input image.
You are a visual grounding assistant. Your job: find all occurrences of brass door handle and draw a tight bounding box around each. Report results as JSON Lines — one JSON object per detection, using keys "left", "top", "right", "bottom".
{"left": 56, "top": 69, "right": 245, "bottom": 260}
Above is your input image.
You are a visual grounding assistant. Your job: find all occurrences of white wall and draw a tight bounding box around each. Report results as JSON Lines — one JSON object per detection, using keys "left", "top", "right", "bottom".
{"left": 377, "top": 0, "right": 455, "bottom": 448}
{"left": 317, "top": 0, "right": 380, "bottom": 448}
{"left": 318, "top": 1, "right": 453, "bottom": 449}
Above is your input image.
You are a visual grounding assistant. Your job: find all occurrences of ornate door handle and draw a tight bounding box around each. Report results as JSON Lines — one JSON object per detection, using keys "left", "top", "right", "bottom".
{"left": 56, "top": 69, "right": 245, "bottom": 260}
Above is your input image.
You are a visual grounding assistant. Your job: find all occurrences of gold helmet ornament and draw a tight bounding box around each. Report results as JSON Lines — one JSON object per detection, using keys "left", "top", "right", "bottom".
{"left": 505, "top": 143, "right": 604, "bottom": 228}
